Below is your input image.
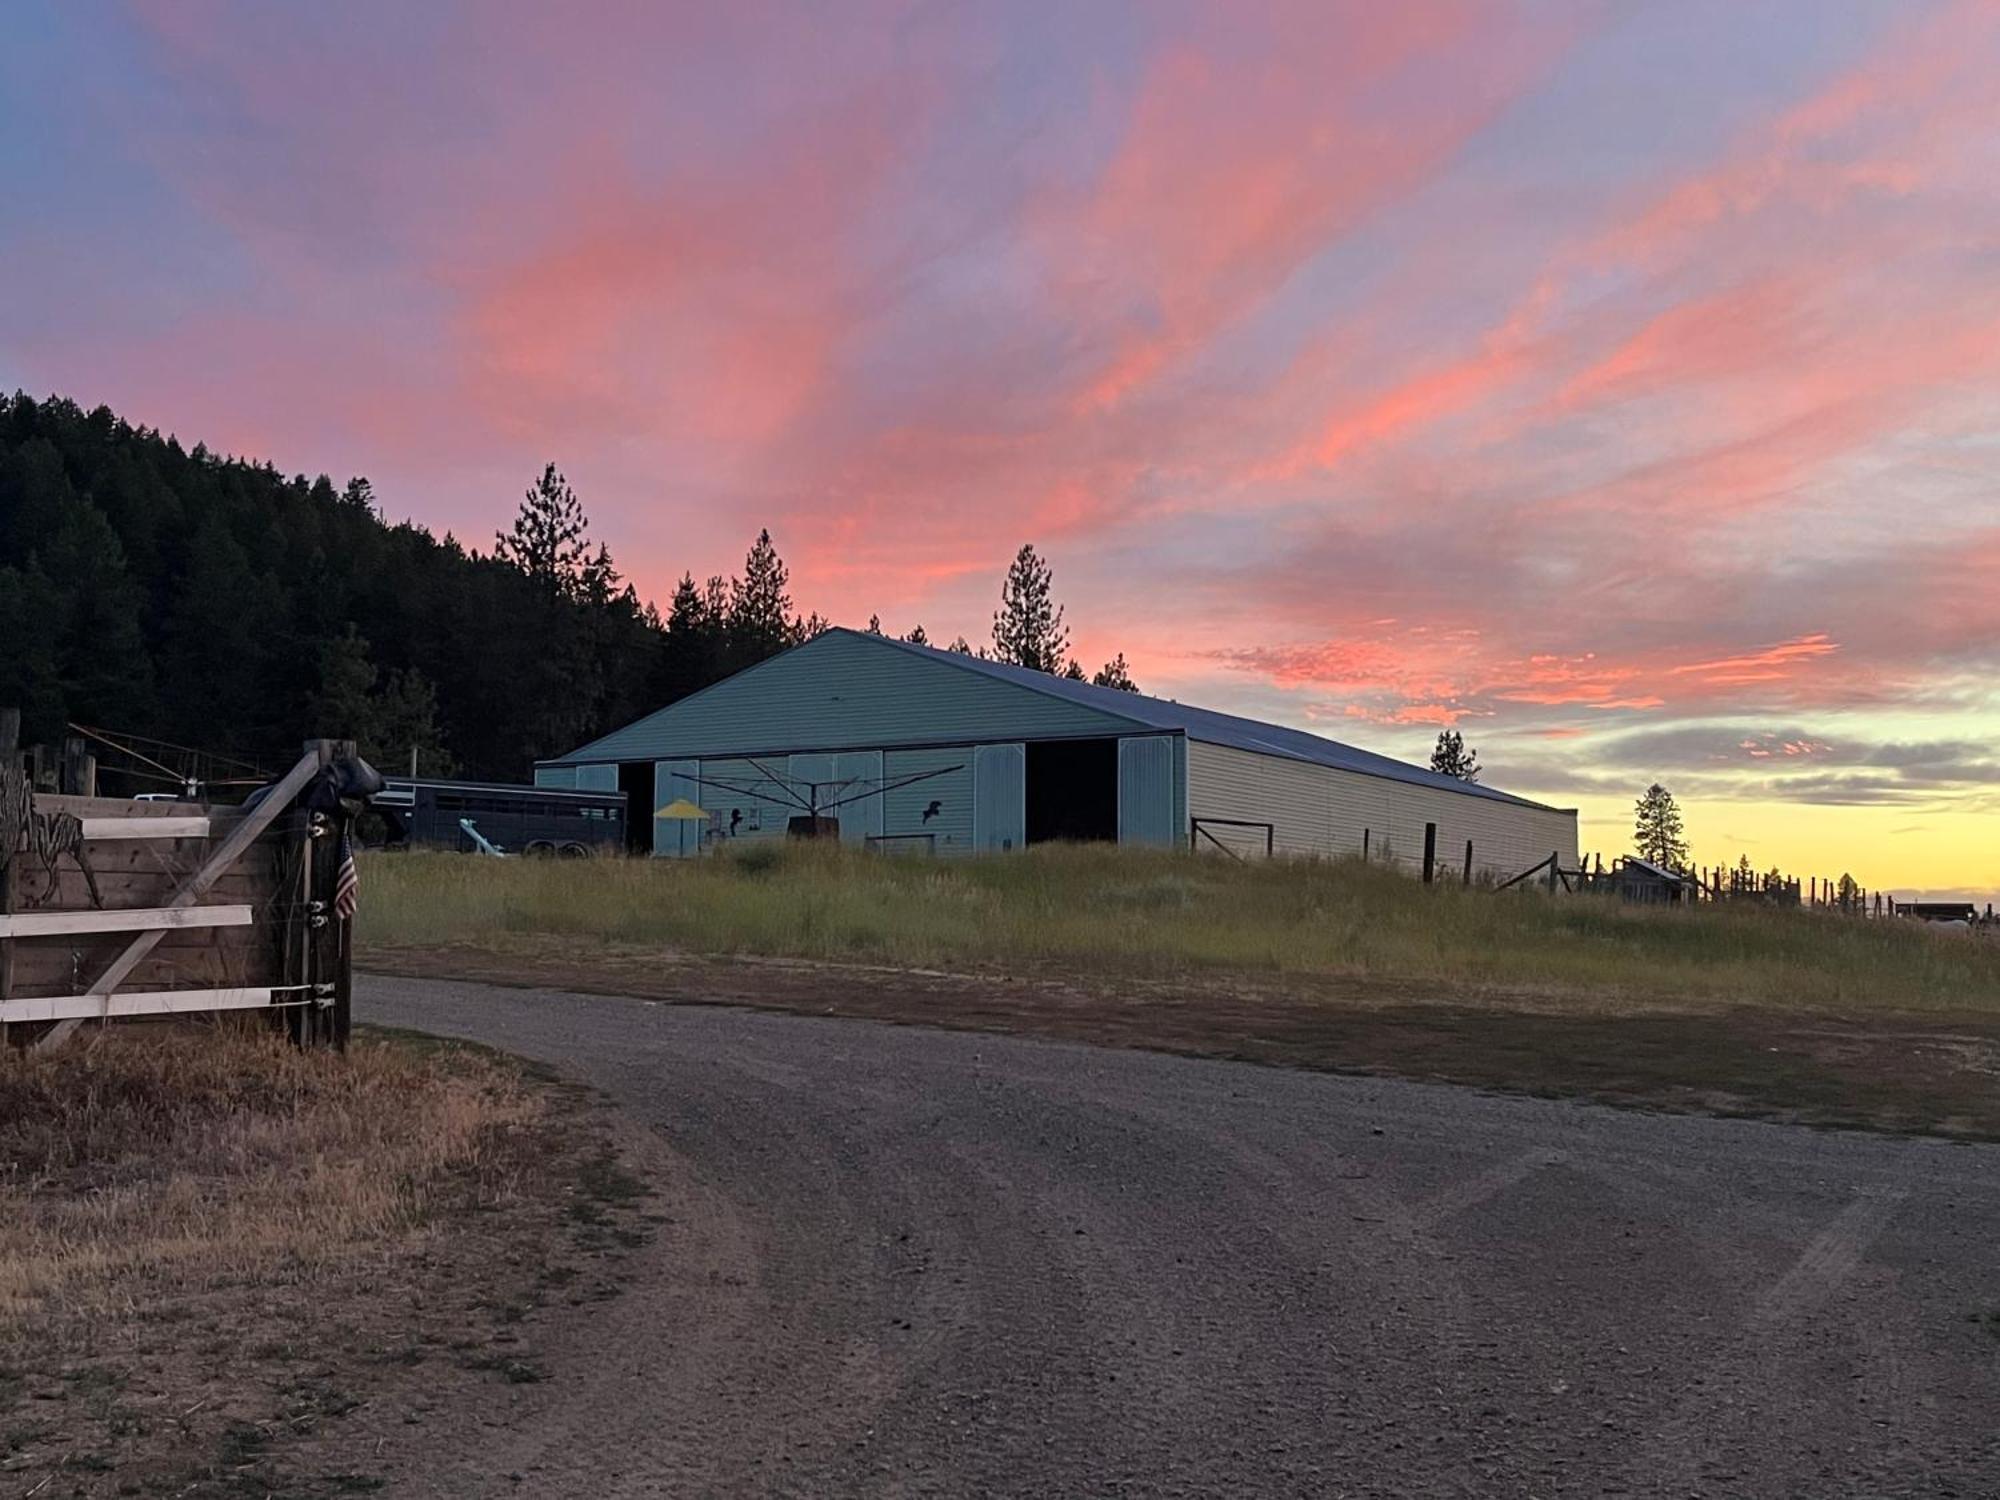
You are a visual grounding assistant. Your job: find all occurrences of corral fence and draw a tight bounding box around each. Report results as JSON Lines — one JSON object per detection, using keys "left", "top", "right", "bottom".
{"left": 1, "top": 712, "right": 375, "bottom": 1053}
{"left": 1190, "top": 817, "right": 1276, "bottom": 860}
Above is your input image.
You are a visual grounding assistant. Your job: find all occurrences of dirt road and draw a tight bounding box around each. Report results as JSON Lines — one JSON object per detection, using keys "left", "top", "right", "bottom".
{"left": 360, "top": 975, "right": 2000, "bottom": 1497}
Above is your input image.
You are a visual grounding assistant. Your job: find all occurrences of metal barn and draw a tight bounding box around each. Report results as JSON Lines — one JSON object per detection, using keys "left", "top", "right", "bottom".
{"left": 534, "top": 629, "right": 1578, "bottom": 874}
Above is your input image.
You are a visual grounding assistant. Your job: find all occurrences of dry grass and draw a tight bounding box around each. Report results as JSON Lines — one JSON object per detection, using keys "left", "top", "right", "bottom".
{"left": 359, "top": 843, "right": 2000, "bottom": 1018}
{"left": 0, "top": 1023, "right": 540, "bottom": 1321}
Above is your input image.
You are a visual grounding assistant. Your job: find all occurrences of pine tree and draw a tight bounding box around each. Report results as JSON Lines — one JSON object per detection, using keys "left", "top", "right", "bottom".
{"left": 991, "top": 543, "right": 1069, "bottom": 672}
{"left": 1428, "top": 729, "right": 1480, "bottom": 782}
{"left": 39, "top": 498, "right": 155, "bottom": 727}
{"left": 729, "top": 529, "right": 797, "bottom": 663}
{"left": 158, "top": 515, "right": 281, "bottom": 750}
{"left": 0, "top": 563, "right": 65, "bottom": 743}
{"left": 1633, "top": 783, "right": 1689, "bottom": 867}
{"left": 1092, "top": 653, "right": 1139, "bottom": 692}
{"left": 495, "top": 464, "right": 610, "bottom": 602}
{"left": 948, "top": 635, "right": 975, "bottom": 655}
{"left": 1061, "top": 658, "right": 1087, "bottom": 680}
{"left": 1735, "top": 853, "right": 1754, "bottom": 889}
{"left": 656, "top": 573, "right": 723, "bottom": 704}
{"left": 305, "top": 628, "right": 453, "bottom": 774}
{"left": 866, "top": 613, "right": 883, "bottom": 634}
{"left": 903, "top": 624, "right": 929, "bottom": 647}
{"left": 309, "top": 627, "right": 380, "bottom": 744}
{"left": 373, "top": 666, "right": 454, "bottom": 776}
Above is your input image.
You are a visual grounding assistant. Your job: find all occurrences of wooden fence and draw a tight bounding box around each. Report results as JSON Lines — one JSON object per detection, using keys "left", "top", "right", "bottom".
{"left": 2, "top": 718, "right": 360, "bottom": 1052}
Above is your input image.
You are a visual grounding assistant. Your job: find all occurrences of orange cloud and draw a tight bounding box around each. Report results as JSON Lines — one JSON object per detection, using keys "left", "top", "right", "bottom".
{"left": 1670, "top": 634, "right": 1839, "bottom": 685}
{"left": 1047, "top": 3, "right": 1570, "bottom": 417}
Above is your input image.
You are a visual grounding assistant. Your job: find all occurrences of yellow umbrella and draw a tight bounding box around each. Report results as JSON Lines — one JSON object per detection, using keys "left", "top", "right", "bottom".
{"left": 653, "top": 798, "right": 710, "bottom": 820}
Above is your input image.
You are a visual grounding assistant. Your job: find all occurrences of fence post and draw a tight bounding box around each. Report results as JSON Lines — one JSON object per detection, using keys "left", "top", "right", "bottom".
{"left": 60, "top": 736, "right": 95, "bottom": 797}
{"left": 1361, "top": 828, "right": 1370, "bottom": 863}
{"left": 0, "top": 708, "right": 15, "bottom": 1048}
{"left": 1422, "top": 822, "right": 1437, "bottom": 884}
{"left": 1463, "top": 838, "right": 1474, "bottom": 887}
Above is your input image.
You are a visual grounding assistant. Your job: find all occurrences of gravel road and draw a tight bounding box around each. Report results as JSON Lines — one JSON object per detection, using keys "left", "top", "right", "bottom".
{"left": 361, "top": 975, "right": 2000, "bottom": 1498}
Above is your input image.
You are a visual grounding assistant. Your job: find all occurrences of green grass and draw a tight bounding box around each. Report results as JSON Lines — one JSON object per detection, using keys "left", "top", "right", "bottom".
{"left": 358, "top": 844, "right": 2000, "bottom": 1016}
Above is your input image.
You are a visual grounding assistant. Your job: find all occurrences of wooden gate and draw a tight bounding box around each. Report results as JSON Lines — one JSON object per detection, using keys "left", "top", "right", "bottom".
{"left": 1, "top": 727, "right": 359, "bottom": 1052}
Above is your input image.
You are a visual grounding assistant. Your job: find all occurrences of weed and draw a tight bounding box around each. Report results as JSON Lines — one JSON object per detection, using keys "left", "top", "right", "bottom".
{"left": 0, "top": 1027, "right": 540, "bottom": 1322}
{"left": 360, "top": 843, "right": 2000, "bottom": 1017}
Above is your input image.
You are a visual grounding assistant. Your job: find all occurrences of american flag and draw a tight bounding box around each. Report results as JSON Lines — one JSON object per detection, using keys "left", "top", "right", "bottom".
{"left": 332, "top": 826, "right": 360, "bottom": 921}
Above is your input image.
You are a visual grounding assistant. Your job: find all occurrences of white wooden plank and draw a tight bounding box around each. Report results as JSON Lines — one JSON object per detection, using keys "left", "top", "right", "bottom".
{"left": 79, "top": 816, "right": 213, "bottom": 840}
{"left": 37, "top": 747, "right": 324, "bottom": 1051}
{"left": 0, "top": 904, "right": 253, "bottom": 939}
{"left": 0, "top": 986, "right": 282, "bottom": 1025}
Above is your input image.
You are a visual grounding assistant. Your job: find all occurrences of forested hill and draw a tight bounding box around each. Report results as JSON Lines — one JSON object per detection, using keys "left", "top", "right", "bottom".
{"left": 0, "top": 394, "right": 823, "bottom": 782}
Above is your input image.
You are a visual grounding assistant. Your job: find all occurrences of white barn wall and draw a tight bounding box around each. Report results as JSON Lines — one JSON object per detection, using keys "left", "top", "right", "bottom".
{"left": 1187, "top": 741, "right": 1577, "bottom": 878}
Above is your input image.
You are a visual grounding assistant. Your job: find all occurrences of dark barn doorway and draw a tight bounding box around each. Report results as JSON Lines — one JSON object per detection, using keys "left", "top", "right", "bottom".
{"left": 1026, "top": 738, "right": 1118, "bottom": 845}
{"left": 618, "top": 761, "right": 655, "bottom": 854}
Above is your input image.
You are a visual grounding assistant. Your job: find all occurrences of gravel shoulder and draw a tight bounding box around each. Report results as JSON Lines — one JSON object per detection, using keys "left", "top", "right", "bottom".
{"left": 363, "top": 942, "right": 2000, "bottom": 1139}
{"left": 360, "top": 974, "right": 2000, "bottom": 1499}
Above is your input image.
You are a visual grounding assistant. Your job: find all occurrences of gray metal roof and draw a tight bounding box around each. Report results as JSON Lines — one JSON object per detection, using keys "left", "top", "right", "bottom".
{"left": 864, "top": 631, "right": 1562, "bottom": 811}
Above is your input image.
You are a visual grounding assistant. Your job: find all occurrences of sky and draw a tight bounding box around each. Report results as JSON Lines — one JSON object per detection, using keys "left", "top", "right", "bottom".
{"left": 2, "top": 1, "right": 1997, "bottom": 903}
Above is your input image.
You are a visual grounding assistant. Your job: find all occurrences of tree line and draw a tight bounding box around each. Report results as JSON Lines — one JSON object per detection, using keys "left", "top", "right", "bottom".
{"left": 0, "top": 394, "right": 1137, "bottom": 784}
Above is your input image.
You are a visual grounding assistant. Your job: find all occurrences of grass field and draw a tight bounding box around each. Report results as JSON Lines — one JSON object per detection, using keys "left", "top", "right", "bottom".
{"left": 359, "top": 843, "right": 2000, "bottom": 1017}
{"left": 0, "top": 1024, "right": 536, "bottom": 1318}
{"left": 0, "top": 1024, "right": 654, "bottom": 1496}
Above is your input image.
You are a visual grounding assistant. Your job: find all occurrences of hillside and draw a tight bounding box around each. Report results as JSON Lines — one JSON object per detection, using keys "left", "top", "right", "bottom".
{"left": 0, "top": 394, "right": 802, "bottom": 782}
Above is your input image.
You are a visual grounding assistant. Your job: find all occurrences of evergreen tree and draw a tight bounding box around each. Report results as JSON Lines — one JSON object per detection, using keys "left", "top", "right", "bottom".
{"left": 948, "top": 635, "right": 975, "bottom": 655}
{"left": 656, "top": 573, "right": 725, "bottom": 705}
{"left": 39, "top": 498, "right": 155, "bottom": 728}
{"left": 903, "top": 624, "right": 929, "bottom": 647}
{"left": 0, "top": 563, "right": 64, "bottom": 742}
{"left": 157, "top": 515, "right": 281, "bottom": 751}
{"left": 1092, "top": 653, "right": 1139, "bottom": 692}
{"left": 866, "top": 613, "right": 883, "bottom": 634}
{"left": 494, "top": 463, "right": 612, "bottom": 602}
{"left": 0, "top": 394, "right": 858, "bottom": 784}
{"left": 1633, "top": 783, "right": 1689, "bottom": 868}
{"left": 308, "top": 626, "right": 380, "bottom": 744}
{"left": 305, "top": 627, "right": 453, "bottom": 774}
{"left": 1735, "top": 853, "right": 1755, "bottom": 888}
{"left": 1428, "top": 729, "right": 1481, "bottom": 782}
{"left": 0, "top": 435, "right": 78, "bottom": 561}
{"left": 373, "top": 666, "right": 454, "bottom": 776}
{"left": 991, "top": 543, "right": 1069, "bottom": 672}
{"left": 728, "top": 529, "right": 797, "bottom": 664}
{"left": 1061, "top": 658, "right": 1087, "bottom": 680}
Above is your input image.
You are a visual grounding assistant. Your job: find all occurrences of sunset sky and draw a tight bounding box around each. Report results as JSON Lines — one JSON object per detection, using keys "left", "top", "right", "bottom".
{"left": 3, "top": 2, "right": 1997, "bottom": 901}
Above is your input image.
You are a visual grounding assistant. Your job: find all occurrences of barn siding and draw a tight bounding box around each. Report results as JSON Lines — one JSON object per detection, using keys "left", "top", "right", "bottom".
{"left": 700, "top": 758, "right": 795, "bottom": 844}
{"left": 1117, "top": 735, "right": 1178, "bottom": 846}
{"left": 574, "top": 763, "right": 617, "bottom": 793}
{"left": 882, "top": 747, "right": 974, "bottom": 852}
{"left": 561, "top": 630, "right": 1135, "bottom": 764}
{"left": 534, "top": 765, "right": 577, "bottom": 789}
{"left": 972, "top": 743, "right": 1026, "bottom": 851}
{"left": 654, "top": 759, "right": 701, "bottom": 856}
{"left": 831, "top": 750, "right": 884, "bottom": 845}
{"left": 1187, "top": 741, "right": 1577, "bottom": 877}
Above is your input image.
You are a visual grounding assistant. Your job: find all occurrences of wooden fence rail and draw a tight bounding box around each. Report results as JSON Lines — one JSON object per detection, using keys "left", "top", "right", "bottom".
{"left": 2, "top": 719, "right": 363, "bottom": 1053}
